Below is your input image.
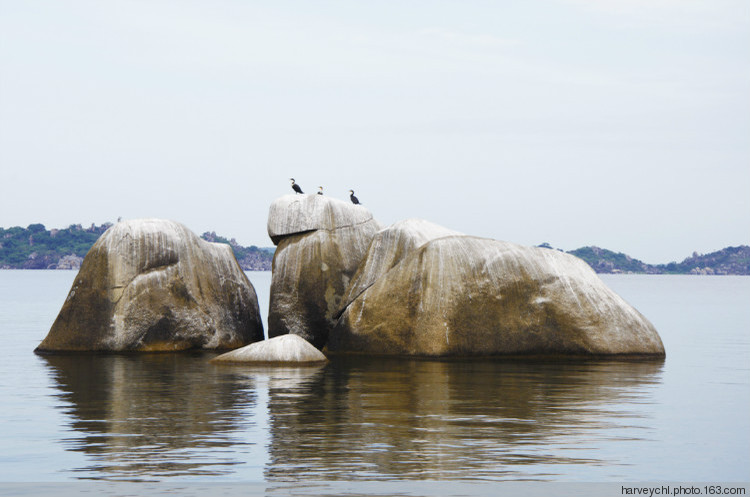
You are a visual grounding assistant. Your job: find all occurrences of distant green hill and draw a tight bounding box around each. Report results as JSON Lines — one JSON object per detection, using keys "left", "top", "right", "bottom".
{"left": 566, "top": 246, "right": 660, "bottom": 274}
{"left": 652, "top": 245, "right": 750, "bottom": 275}
{"left": 563, "top": 245, "right": 750, "bottom": 275}
{"left": 0, "top": 223, "right": 108, "bottom": 269}
{"left": 0, "top": 223, "right": 274, "bottom": 271}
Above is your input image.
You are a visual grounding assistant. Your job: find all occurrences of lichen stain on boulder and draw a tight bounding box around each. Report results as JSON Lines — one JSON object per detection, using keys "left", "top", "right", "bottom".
{"left": 35, "top": 219, "right": 264, "bottom": 353}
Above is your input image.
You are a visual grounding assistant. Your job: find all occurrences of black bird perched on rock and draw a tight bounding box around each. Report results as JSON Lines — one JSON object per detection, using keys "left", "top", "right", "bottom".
{"left": 290, "top": 178, "right": 303, "bottom": 194}
{"left": 349, "top": 189, "right": 360, "bottom": 205}
{"left": 317, "top": 186, "right": 324, "bottom": 195}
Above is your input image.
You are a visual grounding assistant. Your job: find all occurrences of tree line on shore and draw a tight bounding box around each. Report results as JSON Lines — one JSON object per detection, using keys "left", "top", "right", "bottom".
{"left": 1, "top": 223, "right": 747, "bottom": 274}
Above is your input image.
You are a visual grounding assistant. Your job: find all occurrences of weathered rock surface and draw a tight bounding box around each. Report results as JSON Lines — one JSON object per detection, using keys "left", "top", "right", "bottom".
{"left": 211, "top": 334, "right": 328, "bottom": 364}
{"left": 268, "top": 194, "right": 380, "bottom": 348}
{"left": 330, "top": 236, "right": 665, "bottom": 357}
{"left": 267, "top": 193, "right": 375, "bottom": 244}
{"left": 340, "top": 218, "right": 462, "bottom": 312}
{"left": 35, "top": 219, "right": 264, "bottom": 353}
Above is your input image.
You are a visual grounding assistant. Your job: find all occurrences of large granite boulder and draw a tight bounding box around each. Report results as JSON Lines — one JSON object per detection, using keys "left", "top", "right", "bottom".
{"left": 211, "top": 335, "right": 328, "bottom": 364}
{"left": 35, "top": 219, "right": 264, "bottom": 353}
{"left": 268, "top": 194, "right": 380, "bottom": 348}
{"left": 330, "top": 235, "right": 665, "bottom": 357}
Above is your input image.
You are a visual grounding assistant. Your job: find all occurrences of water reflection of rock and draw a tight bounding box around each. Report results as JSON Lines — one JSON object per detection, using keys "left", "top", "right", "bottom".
{"left": 216, "top": 364, "right": 326, "bottom": 391}
{"left": 264, "top": 357, "right": 664, "bottom": 481}
{"left": 42, "top": 354, "right": 260, "bottom": 481}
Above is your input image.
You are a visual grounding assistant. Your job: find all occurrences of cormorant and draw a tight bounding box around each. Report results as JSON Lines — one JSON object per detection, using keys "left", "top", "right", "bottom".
{"left": 290, "top": 178, "right": 303, "bottom": 194}
{"left": 349, "top": 189, "right": 360, "bottom": 205}
{"left": 317, "top": 186, "right": 324, "bottom": 195}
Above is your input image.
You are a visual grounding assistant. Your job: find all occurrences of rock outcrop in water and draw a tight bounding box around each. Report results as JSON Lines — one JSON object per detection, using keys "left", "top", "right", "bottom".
{"left": 35, "top": 219, "right": 264, "bottom": 353}
{"left": 267, "top": 194, "right": 381, "bottom": 348}
{"left": 329, "top": 235, "right": 665, "bottom": 356}
{"left": 266, "top": 195, "right": 665, "bottom": 358}
{"left": 211, "top": 334, "right": 328, "bottom": 364}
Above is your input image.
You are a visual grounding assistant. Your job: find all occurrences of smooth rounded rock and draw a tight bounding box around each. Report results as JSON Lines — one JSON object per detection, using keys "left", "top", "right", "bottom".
{"left": 267, "top": 195, "right": 380, "bottom": 348}
{"left": 211, "top": 334, "right": 328, "bottom": 364}
{"left": 35, "top": 219, "right": 264, "bottom": 353}
{"left": 267, "top": 194, "right": 376, "bottom": 244}
{"left": 330, "top": 236, "right": 665, "bottom": 357}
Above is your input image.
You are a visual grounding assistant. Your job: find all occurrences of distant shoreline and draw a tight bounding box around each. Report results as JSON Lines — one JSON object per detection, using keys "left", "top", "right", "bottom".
{"left": 552, "top": 244, "right": 749, "bottom": 276}
{"left": 1, "top": 223, "right": 747, "bottom": 275}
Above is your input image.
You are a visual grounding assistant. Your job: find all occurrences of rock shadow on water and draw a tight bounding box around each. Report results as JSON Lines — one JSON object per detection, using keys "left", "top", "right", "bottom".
{"left": 263, "top": 356, "right": 665, "bottom": 481}
{"left": 39, "top": 353, "right": 263, "bottom": 481}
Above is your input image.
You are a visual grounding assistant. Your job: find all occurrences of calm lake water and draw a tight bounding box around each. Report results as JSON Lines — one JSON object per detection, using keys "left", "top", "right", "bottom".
{"left": 0, "top": 271, "right": 748, "bottom": 493}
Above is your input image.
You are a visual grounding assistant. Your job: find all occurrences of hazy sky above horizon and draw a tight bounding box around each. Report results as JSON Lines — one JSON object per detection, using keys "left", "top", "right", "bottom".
{"left": 1, "top": 0, "right": 748, "bottom": 263}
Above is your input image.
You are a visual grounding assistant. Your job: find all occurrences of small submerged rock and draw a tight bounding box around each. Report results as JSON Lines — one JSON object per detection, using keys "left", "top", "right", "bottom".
{"left": 211, "top": 334, "right": 328, "bottom": 364}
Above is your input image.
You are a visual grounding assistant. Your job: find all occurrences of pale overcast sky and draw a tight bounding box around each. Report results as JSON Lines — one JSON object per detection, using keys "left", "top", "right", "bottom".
{"left": 1, "top": 0, "right": 748, "bottom": 263}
